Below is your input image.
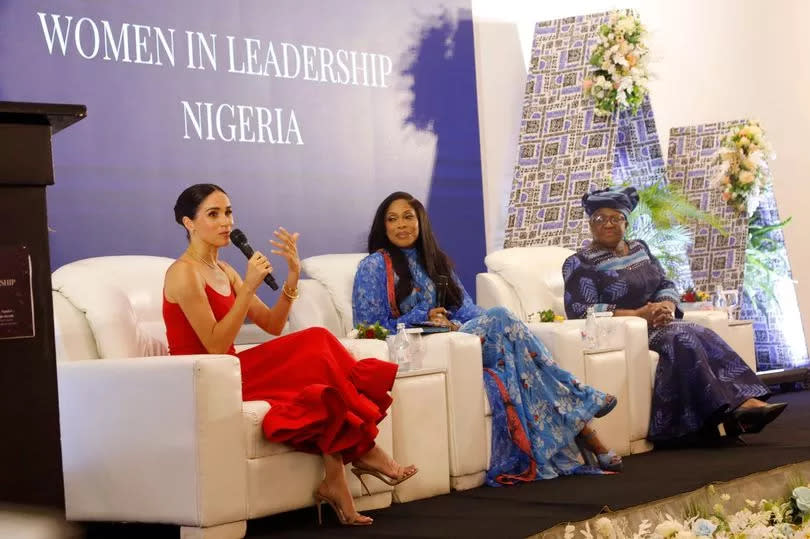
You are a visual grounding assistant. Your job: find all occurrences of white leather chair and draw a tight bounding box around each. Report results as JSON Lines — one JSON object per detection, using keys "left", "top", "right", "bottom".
{"left": 53, "top": 255, "right": 395, "bottom": 539}
{"left": 477, "top": 246, "right": 758, "bottom": 452}
{"left": 287, "top": 254, "right": 487, "bottom": 490}
{"left": 287, "top": 253, "right": 625, "bottom": 486}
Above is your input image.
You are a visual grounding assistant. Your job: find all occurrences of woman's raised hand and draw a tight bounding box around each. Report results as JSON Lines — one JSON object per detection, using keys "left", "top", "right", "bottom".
{"left": 269, "top": 227, "right": 300, "bottom": 275}
{"left": 245, "top": 251, "right": 272, "bottom": 291}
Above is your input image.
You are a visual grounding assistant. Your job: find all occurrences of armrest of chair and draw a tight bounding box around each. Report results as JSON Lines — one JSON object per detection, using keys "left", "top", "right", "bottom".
{"left": 525, "top": 322, "right": 586, "bottom": 381}
{"left": 57, "top": 355, "right": 247, "bottom": 527}
{"left": 683, "top": 310, "right": 730, "bottom": 340}
{"left": 337, "top": 337, "right": 390, "bottom": 362}
{"left": 418, "top": 332, "right": 487, "bottom": 478}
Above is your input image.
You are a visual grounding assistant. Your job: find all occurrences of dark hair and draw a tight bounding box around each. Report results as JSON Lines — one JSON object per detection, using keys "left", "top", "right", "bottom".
{"left": 367, "top": 191, "right": 463, "bottom": 309}
{"left": 173, "top": 184, "right": 227, "bottom": 239}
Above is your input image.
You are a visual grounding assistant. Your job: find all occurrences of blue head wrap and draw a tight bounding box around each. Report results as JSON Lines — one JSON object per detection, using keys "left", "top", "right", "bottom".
{"left": 581, "top": 186, "right": 639, "bottom": 218}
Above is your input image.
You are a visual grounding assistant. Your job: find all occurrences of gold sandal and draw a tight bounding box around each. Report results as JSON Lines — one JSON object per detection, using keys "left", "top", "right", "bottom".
{"left": 350, "top": 465, "right": 418, "bottom": 495}
{"left": 313, "top": 492, "right": 373, "bottom": 526}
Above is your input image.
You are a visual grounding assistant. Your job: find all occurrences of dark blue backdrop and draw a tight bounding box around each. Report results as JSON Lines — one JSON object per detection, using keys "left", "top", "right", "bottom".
{"left": 0, "top": 0, "right": 485, "bottom": 301}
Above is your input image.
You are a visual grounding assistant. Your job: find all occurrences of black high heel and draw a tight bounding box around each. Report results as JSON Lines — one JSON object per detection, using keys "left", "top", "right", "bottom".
{"left": 731, "top": 402, "right": 788, "bottom": 434}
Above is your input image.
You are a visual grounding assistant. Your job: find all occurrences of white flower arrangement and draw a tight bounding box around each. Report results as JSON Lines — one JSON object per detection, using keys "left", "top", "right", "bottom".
{"left": 563, "top": 481, "right": 810, "bottom": 539}
{"left": 583, "top": 11, "right": 650, "bottom": 117}
{"left": 711, "top": 120, "right": 774, "bottom": 216}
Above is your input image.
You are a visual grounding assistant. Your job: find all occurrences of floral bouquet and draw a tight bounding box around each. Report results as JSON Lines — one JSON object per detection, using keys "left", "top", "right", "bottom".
{"left": 712, "top": 120, "right": 773, "bottom": 215}
{"left": 583, "top": 11, "right": 650, "bottom": 117}
{"left": 680, "top": 287, "right": 710, "bottom": 303}
{"left": 351, "top": 322, "right": 389, "bottom": 340}
{"left": 563, "top": 480, "right": 810, "bottom": 539}
{"left": 528, "top": 309, "right": 565, "bottom": 323}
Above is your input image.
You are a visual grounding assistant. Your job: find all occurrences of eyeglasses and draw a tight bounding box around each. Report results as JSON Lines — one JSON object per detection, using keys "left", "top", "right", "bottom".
{"left": 590, "top": 214, "right": 626, "bottom": 226}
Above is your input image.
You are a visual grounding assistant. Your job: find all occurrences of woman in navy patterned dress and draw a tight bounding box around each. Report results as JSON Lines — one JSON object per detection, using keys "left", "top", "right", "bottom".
{"left": 353, "top": 192, "right": 623, "bottom": 485}
{"left": 562, "top": 186, "right": 786, "bottom": 444}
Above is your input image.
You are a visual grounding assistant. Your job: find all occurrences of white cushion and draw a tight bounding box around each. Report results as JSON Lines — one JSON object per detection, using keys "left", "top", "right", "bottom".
{"left": 52, "top": 256, "right": 173, "bottom": 359}
{"left": 287, "top": 280, "right": 344, "bottom": 335}
{"left": 484, "top": 246, "right": 575, "bottom": 320}
{"left": 301, "top": 253, "right": 367, "bottom": 336}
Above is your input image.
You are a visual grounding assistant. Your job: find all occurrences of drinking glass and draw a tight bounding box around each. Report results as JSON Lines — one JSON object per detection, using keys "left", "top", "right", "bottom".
{"left": 723, "top": 289, "right": 739, "bottom": 320}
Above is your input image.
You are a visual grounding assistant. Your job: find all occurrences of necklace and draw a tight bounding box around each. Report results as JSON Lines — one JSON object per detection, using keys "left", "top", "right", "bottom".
{"left": 187, "top": 248, "right": 218, "bottom": 271}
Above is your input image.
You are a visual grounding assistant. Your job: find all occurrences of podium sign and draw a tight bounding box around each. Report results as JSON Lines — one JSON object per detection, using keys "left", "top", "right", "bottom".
{"left": 0, "top": 246, "right": 35, "bottom": 340}
{"left": 0, "top": 102, "right": 85, "bottom": 510}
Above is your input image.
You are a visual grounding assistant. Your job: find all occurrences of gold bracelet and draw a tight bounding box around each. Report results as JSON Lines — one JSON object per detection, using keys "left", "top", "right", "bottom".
{"left": 282, "top": 282, "right": 299, "bottom": 301}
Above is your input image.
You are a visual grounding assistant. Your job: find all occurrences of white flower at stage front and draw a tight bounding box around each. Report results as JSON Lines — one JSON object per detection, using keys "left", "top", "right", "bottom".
{"left": 594, "top": 517, "right": 617, "bottom": 539}
{"left": 564, "top": 524, "right": 576, "bottom": 539}
{"left": 793, "top": 486, "right": 810, "bottom": 514}
{"left": 654, "top": 516, "right": 685, "bottom": 538}
{"left": 673, "top": 531, "right": 696, "bottom": 539}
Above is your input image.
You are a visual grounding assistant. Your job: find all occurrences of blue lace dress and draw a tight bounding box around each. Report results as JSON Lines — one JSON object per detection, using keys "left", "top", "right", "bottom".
{"left": 352, "top": 248, "right": 609, "bottom": 484}
{"left": 562, "top": 239, "right": 768, "bottom": 442}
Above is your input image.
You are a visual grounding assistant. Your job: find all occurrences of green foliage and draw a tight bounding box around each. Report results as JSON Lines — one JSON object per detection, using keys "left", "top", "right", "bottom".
{"left": 626, "top": 181, "right": 726, "bottom": 281}
{"left": 636, "top": 181, "right": 726, "bottom": 234}
{"left": 355, "top": 322, "right": 389, "bottom": 341}
{"left": 743, "top": 212, "right": 792, "bottom": 309}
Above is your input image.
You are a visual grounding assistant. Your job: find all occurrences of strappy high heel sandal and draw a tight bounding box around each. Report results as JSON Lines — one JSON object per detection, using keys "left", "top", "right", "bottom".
{"left": 595, "top": 394, "right": 618, "bottom": 418}
{"left": 313, "top": 492, "right": 373, "bottom": 526}
{"left": 350, "top": 465, "right": 419, "bottom": 495}
{"left": 575, "top": 430, "right": 623, "bottom": 473}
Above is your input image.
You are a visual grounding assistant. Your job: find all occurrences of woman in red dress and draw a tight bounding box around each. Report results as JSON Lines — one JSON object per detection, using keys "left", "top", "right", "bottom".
{"left": 163, "top": 184, "right": 416, "bottom": 526}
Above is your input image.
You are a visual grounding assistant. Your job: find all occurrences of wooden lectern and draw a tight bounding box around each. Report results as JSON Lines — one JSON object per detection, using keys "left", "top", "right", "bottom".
{"left": 0, "top": 102, "right": 86, "bottom": 509}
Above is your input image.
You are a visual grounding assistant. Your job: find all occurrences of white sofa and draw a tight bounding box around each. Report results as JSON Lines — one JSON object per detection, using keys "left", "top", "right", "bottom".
{"left": 287, "top": 253, "right": 633, "bottom": 485}
{"left": 52, "top": 256, "right": 396, "bottom": 539}
{"left": 477, "top": 246, "right": 758, "bottom": 452}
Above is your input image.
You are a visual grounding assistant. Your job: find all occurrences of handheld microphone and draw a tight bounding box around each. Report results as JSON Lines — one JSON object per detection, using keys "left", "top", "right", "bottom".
{"left": 436, "top": 275, "right": 448, "bottom": 307}
{"left": 229, "top": 228, "right": 279, "bottom": 290}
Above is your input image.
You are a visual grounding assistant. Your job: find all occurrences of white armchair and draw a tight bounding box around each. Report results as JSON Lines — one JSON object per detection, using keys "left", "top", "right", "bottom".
{"left": 477, "top": 245, "right": 757, "bottom": 452}
{"left": 52, "top": 256, "right": 394, "bottom": 539}
{"left": 287, "top": 254, "right": 489, "bottom": 490}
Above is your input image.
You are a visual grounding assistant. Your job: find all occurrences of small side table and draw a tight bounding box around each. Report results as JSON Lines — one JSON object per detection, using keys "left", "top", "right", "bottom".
{"left": 390, "top": 367, "right": 450, "bottom": 503}
{"left": 728, "top": 320, "right": 756, "bottom": 372}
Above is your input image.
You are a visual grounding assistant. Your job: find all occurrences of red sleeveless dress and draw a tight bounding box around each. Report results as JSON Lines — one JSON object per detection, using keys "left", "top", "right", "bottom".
{"left": 163, "top": 284, "right": 397, "bottom": 462}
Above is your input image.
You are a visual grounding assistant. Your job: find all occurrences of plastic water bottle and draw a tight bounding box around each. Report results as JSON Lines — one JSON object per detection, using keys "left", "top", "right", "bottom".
{"left": 584, "top": 307, "right": 598, "bottom": 350}
{"left": 393, "top": 323, "right": 411, "bottom": 372}
{"left": 405, "top": 328, "right": 424, "bottom": 370}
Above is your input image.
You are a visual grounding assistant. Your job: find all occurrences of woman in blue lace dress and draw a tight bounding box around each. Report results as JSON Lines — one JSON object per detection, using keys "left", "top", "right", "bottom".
{"left": 352, "top": 192, "right": 622, "bottom": 485}
{"left": 562, "top": 186, "right": 786, "bottom": 444}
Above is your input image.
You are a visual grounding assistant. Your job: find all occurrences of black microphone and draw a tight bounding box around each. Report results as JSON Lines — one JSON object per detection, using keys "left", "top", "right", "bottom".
{"left": 229, "top": 228, "right": 279, "bottom": 290}
{"left": 436, "top": 275, "right": 448, "bottom": 308}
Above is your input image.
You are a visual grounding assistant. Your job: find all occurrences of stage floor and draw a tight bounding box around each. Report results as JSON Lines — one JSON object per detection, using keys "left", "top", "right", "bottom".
{"left": 85, "top": 389, "right": 810, "bottom": 539}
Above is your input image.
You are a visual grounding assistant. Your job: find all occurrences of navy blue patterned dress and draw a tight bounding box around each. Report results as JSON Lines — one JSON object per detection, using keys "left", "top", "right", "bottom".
{"left": 562, "top": 240, "right": 768, "bottom": 441}
{"left": 353, "top": 248, "right": 611, "bottom": 484}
